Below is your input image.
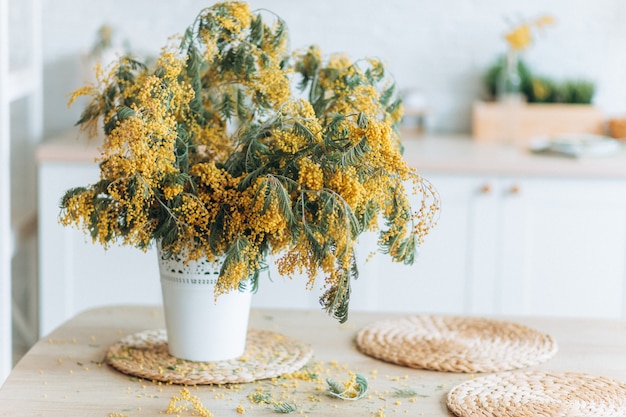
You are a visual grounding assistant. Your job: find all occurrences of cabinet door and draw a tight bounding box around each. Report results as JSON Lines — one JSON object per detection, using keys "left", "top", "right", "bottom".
{"left": 498, "top": 177, "right": 626, "bottom": 318}
{"left": 364, "top": 173, "right": 498, "bottom": 315}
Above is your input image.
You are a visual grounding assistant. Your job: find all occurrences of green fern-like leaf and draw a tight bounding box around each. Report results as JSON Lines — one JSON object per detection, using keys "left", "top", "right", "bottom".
{"left": 250, "top": 14, "right": 264, "bottom": 46}
{"left": 234, "top": 47, "right": 247, "bottom": 76}
{"left": 326, "top": 373, "right": 368, "bottom": 400}
{"left": 356, "top": 112, "right": 368, "bottom": 129}
{"left": 272, "top": 402, "right": 297, "bottom": 413}
{"left": 75, "top": 102, "right": 100, "bottom": 127}
{"left": 379, "top": 84, "right": 396, "bottom": 106}
{"left": 115, "top": 105, "right": 135, "bottom": 122}
{"left": 266, "top": 175, "right": 296, "bottom": 225}
{"left": 292, "top": 121, "right": 318, "bottom": 144}
{"left": 326, "top": 378, "right": 343, "bottom": 395}
{"left": 270, "top": 19, "right": 286, "bottom": 48}
{"left": 219, "top": 92, "right": 234, "bottom": 120}
{"left": 320, "top": 265, "right": 352, "bottom": 323}
{"left": 60, "top": 186, "right": 88, "bottom": 209}
{"left": 340, "top": 136, "right": 370, "bottom": 167}
{"left": 391, "top": 387, "right": 428, "bottom": 398}
{"left": 302, "top": 221, "right": 323, "bottom": 261}
{"left": 235, "top": 87, "right": 250, "bottom": 121}
{"left": 386, "top": 97, "right": 402, "bottom": 115}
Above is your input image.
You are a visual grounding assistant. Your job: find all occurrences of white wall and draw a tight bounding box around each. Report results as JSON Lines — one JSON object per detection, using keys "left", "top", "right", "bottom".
{"left": 42, "top": 0, "right": 626, "bottom": 137}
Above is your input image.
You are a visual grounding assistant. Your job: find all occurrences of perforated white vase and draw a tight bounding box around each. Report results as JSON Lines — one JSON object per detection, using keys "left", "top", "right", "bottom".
{"left": 157, "top": 247, "right": 252, "bottom": 362}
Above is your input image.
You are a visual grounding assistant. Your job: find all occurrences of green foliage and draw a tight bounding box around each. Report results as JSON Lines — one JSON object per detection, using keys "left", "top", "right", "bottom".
{"left": 529, "top": 76, "right": 558, "bottom": 103}
{"left": 391, "top": 387, "right": 428, "bottom": 398}
{"left": 557, "top": 79, "right": 595, "bottom": 104}
{"left": 483, "top": 54, "right": 533, "bottom": 100}
{"left": 272, "top": 402, "right": 297, "bottom": 413}
{"left": 483, "top": 55, "right": 595, "bottom": 104}
{"left": 320, "top": 262, "right": 353, "bottom": 323}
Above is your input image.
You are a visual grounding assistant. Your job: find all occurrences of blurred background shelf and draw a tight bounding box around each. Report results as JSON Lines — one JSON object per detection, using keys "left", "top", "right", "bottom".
{"left": 472, "top": 101, "right": 606, "bottom": 143}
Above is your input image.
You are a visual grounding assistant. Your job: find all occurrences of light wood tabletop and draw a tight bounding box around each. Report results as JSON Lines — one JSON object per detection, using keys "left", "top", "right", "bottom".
{"left": 1, "top": 306, "right": 626, "bottom": 416}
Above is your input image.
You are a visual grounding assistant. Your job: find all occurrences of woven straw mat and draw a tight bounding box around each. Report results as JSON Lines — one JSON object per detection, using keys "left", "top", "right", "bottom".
{"left": 106, "top": 329, "right": 313, "bottom": 384}
{"left": 447, "top": 370, "right": 626, "bottom": 417}
{"left": 355, "top": 315, "right": 557, "bottom": 373}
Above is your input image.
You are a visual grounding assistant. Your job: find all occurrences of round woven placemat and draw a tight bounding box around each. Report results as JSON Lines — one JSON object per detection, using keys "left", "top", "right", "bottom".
{"left": 355, "top": 315, "right": 557, "bottom": 373}
{"left": 447, "top": 371, "right": 626, "bottom": 417}
{"left": 106, "top": 329, "right": 313, "bottom": 384}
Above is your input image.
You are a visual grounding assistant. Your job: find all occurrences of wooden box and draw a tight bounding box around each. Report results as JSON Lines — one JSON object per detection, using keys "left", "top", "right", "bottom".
{"left": 472, "top": 101, "right": 605, "bottom": 143}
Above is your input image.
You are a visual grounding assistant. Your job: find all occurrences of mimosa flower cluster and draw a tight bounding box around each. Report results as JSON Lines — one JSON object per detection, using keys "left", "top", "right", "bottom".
{"left": 60, "top": 1, "right": 439, "bottom": 322}
{"left": 504, "top": 15, "right": 554, "bottom": 51}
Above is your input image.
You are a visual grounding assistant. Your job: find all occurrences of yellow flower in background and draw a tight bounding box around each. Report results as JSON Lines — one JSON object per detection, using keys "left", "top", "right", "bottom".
{"left": 504, "top": 15, "right": 555, "bottom": 50}
{"left": 504, "top": 24, "right": 531, "bottom": 50}
{"left": 531, "top": 78, "right": 550, "bottom": 101}
{"left": 535, "top": 15, "right": 556, "bottom": 28}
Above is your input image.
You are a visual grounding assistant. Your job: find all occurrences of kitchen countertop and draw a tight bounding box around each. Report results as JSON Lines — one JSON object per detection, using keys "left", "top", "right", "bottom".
{"left": 401, "top": 136, "right": 626, "bottom": 178}
{"left": 2, "top": 306, "right": 626, "bottom": 416}
{"left": 36, "top": 128, "right": 626, "bottom": 178}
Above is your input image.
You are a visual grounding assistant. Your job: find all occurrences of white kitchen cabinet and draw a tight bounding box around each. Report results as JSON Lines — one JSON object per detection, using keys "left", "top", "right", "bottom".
{"left": 495, "top": 177, "right": 626, "bottom": 318}
{"left": 417, "top": 173, "right": 626, "bottom": 319}
{"left": 365, "top": 174, "right": 499, "bottom": 316}
{"left": 38, "top": 161, "right": 160, "bottom": 337}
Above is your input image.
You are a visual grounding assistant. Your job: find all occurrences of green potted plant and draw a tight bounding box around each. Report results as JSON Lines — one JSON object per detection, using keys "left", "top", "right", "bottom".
{"left": 60, "top": 1, "right": 439, "bottom": 361}
{"left": 474, "top": 14, "right": 602, "bottom": 142}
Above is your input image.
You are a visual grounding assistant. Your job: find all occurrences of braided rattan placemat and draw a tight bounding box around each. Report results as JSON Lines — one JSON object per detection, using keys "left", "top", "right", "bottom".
{"left": 355, "top": 315, "right": 557, "bottom": 373}
{"left": 447, "top": 371, "right": 626, "bottom": 417}
{"left": 106, "top": 329, "right": 313, "bottom": 384}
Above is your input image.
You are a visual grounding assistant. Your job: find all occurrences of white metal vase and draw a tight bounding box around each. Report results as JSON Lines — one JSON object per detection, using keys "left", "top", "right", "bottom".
{"left": 157, "top": 246, "right": 252, "bottom": 362}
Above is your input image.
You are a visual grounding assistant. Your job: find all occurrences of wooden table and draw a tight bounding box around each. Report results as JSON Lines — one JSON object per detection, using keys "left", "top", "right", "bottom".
{"left": 2, "top": 306, "right": 626, "bottom": 416}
